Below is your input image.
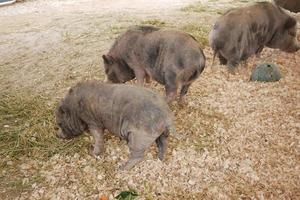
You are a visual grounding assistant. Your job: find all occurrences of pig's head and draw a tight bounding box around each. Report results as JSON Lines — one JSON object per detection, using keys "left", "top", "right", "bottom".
{"left": 267, "top": 16, "right": 300, "bottom": 53}
{"left": 102, "top": 55, "right": 135, "bottom": 83}
{"left": 55, "top": 94, "right": 87, "bottom": 139}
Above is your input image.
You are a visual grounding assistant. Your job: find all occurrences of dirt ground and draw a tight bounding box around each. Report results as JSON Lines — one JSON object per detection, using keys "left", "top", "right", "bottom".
{"left": 0, "top": 0, "right": 299, "bottom": 199}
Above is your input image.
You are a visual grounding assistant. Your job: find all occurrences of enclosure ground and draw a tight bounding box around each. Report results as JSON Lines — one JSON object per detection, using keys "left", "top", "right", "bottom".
{"left": 0, "top": 0, "right": 299, "bottom": 199}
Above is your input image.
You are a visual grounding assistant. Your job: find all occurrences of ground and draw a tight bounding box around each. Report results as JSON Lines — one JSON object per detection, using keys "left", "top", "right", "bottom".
{"left": 0, "top": 0, "right": 299, "bottom": 199}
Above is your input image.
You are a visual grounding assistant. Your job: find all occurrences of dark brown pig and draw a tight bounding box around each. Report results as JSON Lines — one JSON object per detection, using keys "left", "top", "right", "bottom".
{"left": 102, "top": 26, "right": 206, "bottom": 104}
{"left": 209, "top": 2, "right": 299, "bottom": 73}
{"left": 273, "top": 0, "right": 300, "bottom": 13}
{"left": 55, "top": 81, "right": 174, "bottom": 170}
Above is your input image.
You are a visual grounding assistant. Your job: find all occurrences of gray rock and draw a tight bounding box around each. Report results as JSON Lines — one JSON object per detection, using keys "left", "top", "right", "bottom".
{"left": 250, "top": 63, "right": 281, "bottom": 82}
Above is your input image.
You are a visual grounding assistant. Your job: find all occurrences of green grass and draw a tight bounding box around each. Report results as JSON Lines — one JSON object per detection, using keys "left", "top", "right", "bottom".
{"left": 0, "top": 93, "right": 89, "bottom": 160}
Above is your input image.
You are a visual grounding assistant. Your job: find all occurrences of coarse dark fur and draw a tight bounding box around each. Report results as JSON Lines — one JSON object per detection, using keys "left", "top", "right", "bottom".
{"left": 102, "top": 26, "right": 206, "bottom": 104}
{"left": 56, "top": 81, "right": 174, "bottom": 170}
{"left": 273, "top": 0, "right": 300, "bottom": 13}
{"left": 209, "top": 2, "right": 299, "bottom": 72}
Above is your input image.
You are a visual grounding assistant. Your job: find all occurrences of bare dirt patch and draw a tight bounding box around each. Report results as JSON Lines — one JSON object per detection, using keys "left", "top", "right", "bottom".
{"left": 0, "top": 0, "right": 299, "bottom": 199}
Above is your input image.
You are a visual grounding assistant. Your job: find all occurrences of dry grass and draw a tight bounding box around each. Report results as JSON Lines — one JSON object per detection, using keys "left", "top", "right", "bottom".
{"left": 0, "top": 92, "right": 92, "bottom": 198}
{"left": 181, "top": 0, "right": 255, "bottom": 15}
{"left": 180, "top": 23, "right": 210, "bottom": 47}
{"left": 0, "top": 93, "right": 89, "bottom": 160}
{"left": 181, "top": 1, "right": 224, "bottom": 15}
{"left": 140, "top": 19, "right": 210, "bottom": 48}
{"left": 140, "top": 19, "right": 168, "bottom": 27}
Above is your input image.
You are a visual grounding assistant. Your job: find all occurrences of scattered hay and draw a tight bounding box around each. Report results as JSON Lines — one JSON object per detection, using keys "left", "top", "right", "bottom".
{"left": 140, "top": 19, "right": 168, "bottom": 28}
{"left": 106, "top": 25, "right": 127, "bottom": 40}
{"left": 181, "top": 1, "right": 224, "bottom": 14}
{"left": 0, "top": 92, "right": 92, "bottom": 198}
{"left": 0, "top": 93, "right": 89, "bottom": 160}
{"left": 181, "top": 1, "right": 208, "bottom": 13}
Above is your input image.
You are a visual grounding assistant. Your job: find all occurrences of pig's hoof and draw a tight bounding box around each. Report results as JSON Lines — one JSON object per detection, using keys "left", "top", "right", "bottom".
{"left": 165, "top": 97, "right": 175, "bottom": 105}
{"left": 228, "top": 68, "right": 236, "bottom": 75}
{"left": 119, "top": 158, "right": 142, "bottom": 170}
{"left": 89, "top": 145, "right": 103, "bottom": 157}
{"left": 119, "top": 164, "right": 130, "bottom": 171}
{"left": 158, "top": 154, "right": 164, "bottom": 161}
{"left": 178, "top": 98, "right": 188, "bottom": 107}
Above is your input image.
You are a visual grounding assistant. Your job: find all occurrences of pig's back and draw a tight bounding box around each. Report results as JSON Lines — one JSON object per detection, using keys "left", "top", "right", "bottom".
{"left": 110, "top": 84, "right": 172, "bottom": 132}
{"left": 216, "top": 2, "right": 278, "bottom": 33}
{"left": 211, "top": 2, "right": 282, "bottom": 54}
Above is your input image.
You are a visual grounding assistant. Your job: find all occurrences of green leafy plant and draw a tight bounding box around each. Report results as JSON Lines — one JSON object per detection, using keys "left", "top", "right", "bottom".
{"left": 115, "top": 189, "right": 138, "bottom": 200}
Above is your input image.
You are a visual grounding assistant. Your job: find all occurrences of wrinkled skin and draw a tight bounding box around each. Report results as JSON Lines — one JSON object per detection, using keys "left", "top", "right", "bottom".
{"left": 273, "top": 0, "right": 300, "bottom": 13}
{"left": 55, "top": 81, "right": 174, "bottom": 170}
{"left": 209, "top": 2, "right": 300, "bottom": 73}
{"left": 102, "top": 26, "right": 206, "bottom": 104}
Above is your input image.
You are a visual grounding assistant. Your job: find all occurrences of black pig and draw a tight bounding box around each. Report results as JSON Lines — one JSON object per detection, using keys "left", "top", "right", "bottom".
{"left": 56, "top": 81, "right": 174, "bottom": 170}
{"left": 102, "top": 26, "right": 206, "bottom": 104}
{"left": 210, "top": 2, "right": 299, "bottom": 73}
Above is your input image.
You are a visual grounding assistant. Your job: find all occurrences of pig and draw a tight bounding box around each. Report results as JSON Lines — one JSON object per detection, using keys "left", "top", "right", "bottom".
{"left": 273, "top": 0, "right": 300, "bottom": 13}
{"left": 102, "top": 26, "right": 206, "bottom": 104}
{"left": 209, "top": 2, "right": 300, "bottom": 73}
{"left": 55, "top": 81, "right": 174, "bottom": 170}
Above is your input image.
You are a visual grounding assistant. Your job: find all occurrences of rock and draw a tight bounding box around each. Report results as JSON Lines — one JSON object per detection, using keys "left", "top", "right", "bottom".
{"left": 250, "top": 63, "right": 281, "bottom": 82}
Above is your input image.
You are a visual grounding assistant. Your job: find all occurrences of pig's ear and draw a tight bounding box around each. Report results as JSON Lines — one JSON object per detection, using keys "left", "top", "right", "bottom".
{"left": 102, "top": 55, "right": 114, "bottom": 65}
{"left": 284, "top": 17, "right": 297, "bottom": 30}
{"left": 58, "top": 101, "right": 69, "bottom": 115}
{"left": 68, "top": 88, "right": 73, "bottom": 94}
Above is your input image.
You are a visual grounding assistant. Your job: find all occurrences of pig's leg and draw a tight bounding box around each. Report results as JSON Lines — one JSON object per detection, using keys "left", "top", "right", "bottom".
{"left": 134, "top": 69, "right": 146, "bottom": 85}
{"left": 218, "top": 53, "right": 228, "bottom": 65}
{"left": 179, "top": 83, "right": 191, "bottom": 105}
{"left": 120, "top": 149, "right": 145, "bottom": 170}
{"left": 89, "top": 127, "right": 104, "bottom": 156}
{"left": 155, "top": 134, "right": 168, "bottom": 160}
{"left": 120, "top": 132, "right": 153, "bottom": 170}
{"left": 227, "top": 61, "right": 238, "bottom": 75}
{"left": 145, "top": 73, "right": 151, "bottom": 83}
{"left": 165, "top": 72, "right": 178, "bottom": 103}
{"left": 165, "top": 85, "right": 177, "bottom": 103}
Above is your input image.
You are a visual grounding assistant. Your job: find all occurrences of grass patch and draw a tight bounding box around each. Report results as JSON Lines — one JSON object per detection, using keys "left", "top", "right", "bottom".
{"left": 0, "top": 93, "right": 89, "bottom": 160}
{"left": 106, "top": 25, "right": 126, "bottom": 39}
{"left": 140, "top": 19, "right": 168, "bottom": 28}
{"left": 181, "top": 2, "right": 208, "bottom": 13}
{"left": 181, "top": 23, "right": 210, "bottom": 47}
{"left": 181, "top": 1, "right": 224, "bottom": 14}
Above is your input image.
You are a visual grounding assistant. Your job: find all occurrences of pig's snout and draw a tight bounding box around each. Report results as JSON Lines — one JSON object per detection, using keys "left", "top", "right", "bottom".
{"left": 284, "top": 41, "right": 300, "bottom": 53}
{"left": 288, "top": 44, "right": 300, "bottom": 52}
{"left": 56, "top": 129, "right": 67, "bottom": 139}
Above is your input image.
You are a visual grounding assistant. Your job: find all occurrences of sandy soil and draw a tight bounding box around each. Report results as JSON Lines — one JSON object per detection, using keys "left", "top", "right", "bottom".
{"left": 0, "top": 0, "right": 299, "bottom": 199}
